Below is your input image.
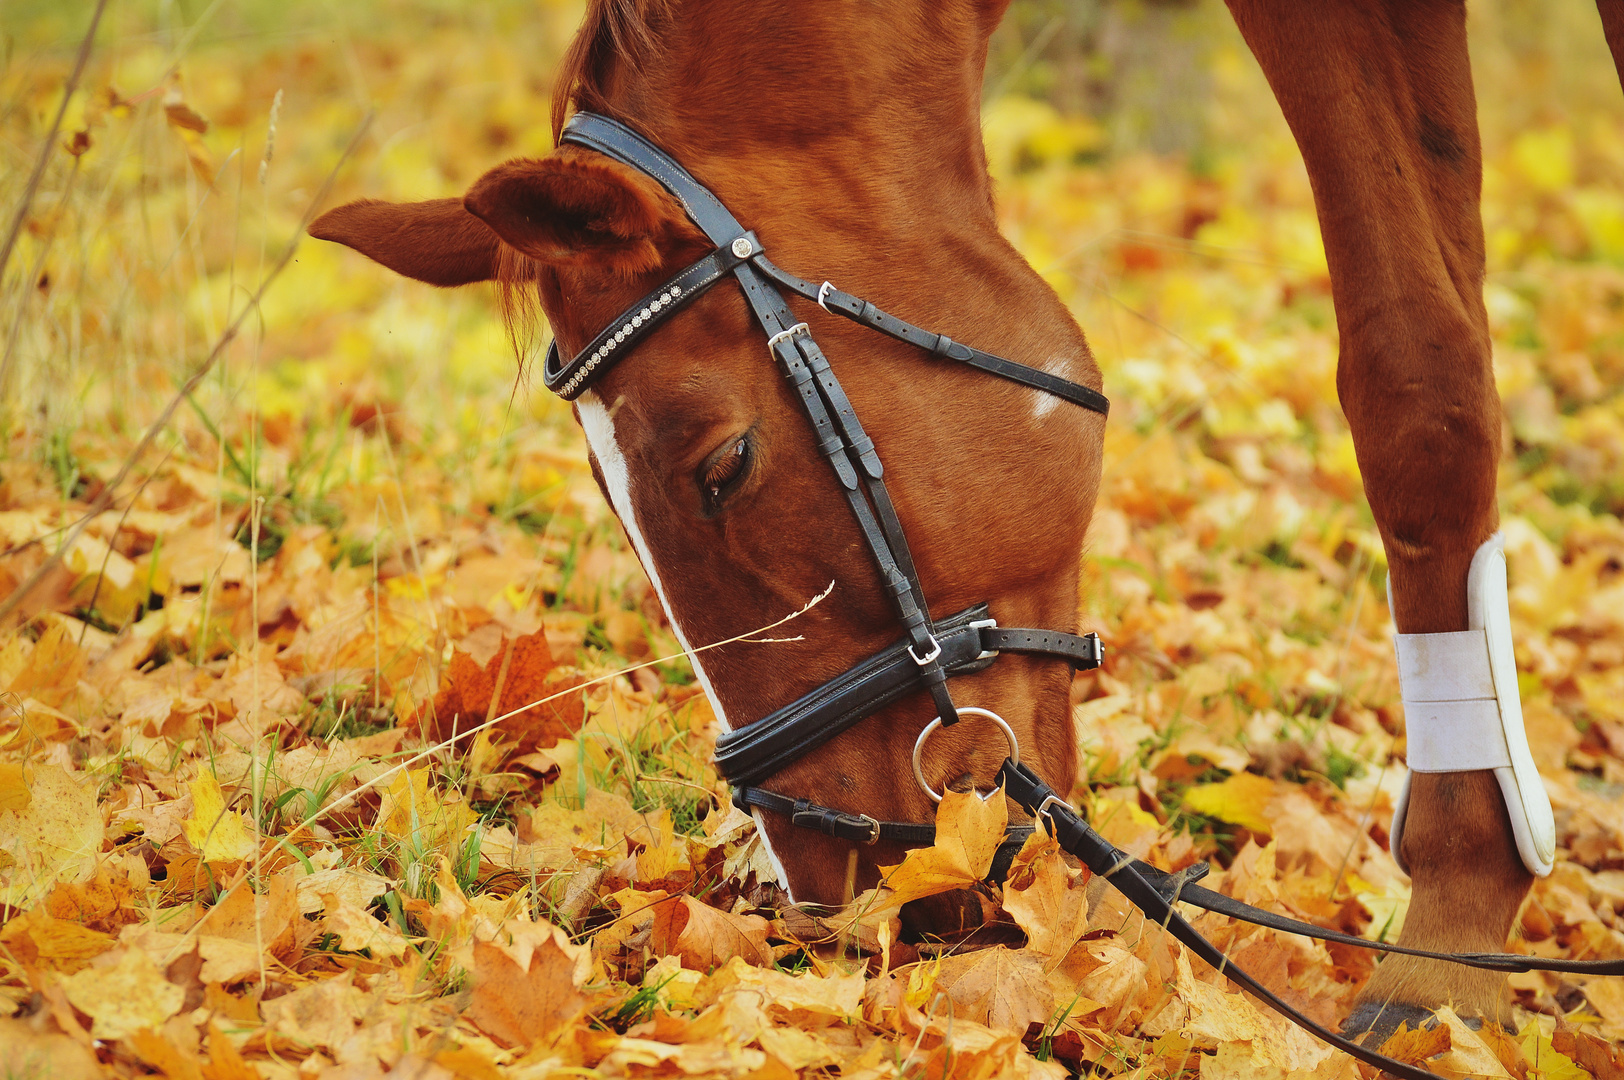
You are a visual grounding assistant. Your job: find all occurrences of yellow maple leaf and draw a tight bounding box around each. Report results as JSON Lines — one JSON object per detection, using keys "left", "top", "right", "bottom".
{"left": 879, "top": 788, "right": 1008, "bottom": 905}
{"left": 1181, "top": 772, "right": 1278, "bottom": 835}
{"left": 183, "top": 773, "right": 256, "bottom": 865}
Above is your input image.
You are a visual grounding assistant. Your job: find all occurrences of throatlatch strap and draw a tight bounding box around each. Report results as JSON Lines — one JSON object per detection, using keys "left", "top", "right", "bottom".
{"left": 754, "top": 255, "right": 1110, "bottom": 416}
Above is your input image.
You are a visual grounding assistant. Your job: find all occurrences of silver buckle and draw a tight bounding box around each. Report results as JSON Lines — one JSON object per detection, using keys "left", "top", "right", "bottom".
{"left": 817, "top": 281, "right": 836, "bottom": 312}
{"left": 765, "top": 322, "right": 809, "bottom": 356}
{"left": 908, "top": 636, "right": 942, "bottom": 666}
{"left": 1035, "top": 794, "right": 1068, "bottom": 832}
{"left": 968, "top": 618, "right": 999, "bottom": 661}
{"left": 858, "top": 814, "right": 880, "bottom": 845}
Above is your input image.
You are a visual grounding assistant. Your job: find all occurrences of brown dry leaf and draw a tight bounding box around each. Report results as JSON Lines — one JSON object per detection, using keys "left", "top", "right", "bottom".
{"left": 424, "top": 629, "right": 585, "bottom": 754}
{"left": 708, "top": 956, "right": 866, "bottom": 1024}
{"left": 0, "top": 761, "right": 29, "bottom": 812}
{"left": 0, "top": 905, "right": 117, "bottom": 973}
{"left": 57, "top": 946, "right": 186, "bottom": 1040}
{"left": 322, "top": 891, "right": 411, "bottom": 960}
{"left": 879, "top": 788, "right": 1008, "bottom": 904}
{"left": 1174, "top": 953, "right": 1334, "bottom": 1074}
{"left": 1551, "top": 1027, "right": 1624, "bottom": 1080}
{"left": 1002, "top": 829, "right": 1089, "bottom": 964}
{"left": 650, "top": 894, "right": 773, "bottom": 970}
{"left": 1378, "top": 1021, "right": 1453, "bottom": 1064}
{"left": 293, "top": 865, "right": 392, "bottom": 914}
{"left": 6, "top": 623, "right": 86, "bottom": 709}
{"left": 127, "top": 1027, "right": 207, "bottom": 1080}
{"left": 465, "top": 920, "right": 590, "bottom": 1049}
{"left": 261, "top": 970, "right": 365, "bottom": 1050}
{"left": 923, "top": 946, "right": 1054, "bottom": 1034}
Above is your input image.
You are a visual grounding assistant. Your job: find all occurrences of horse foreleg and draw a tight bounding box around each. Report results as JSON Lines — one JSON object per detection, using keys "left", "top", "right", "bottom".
{"left": 1225, "top": 0, "right": 1537, "bottom": 1038}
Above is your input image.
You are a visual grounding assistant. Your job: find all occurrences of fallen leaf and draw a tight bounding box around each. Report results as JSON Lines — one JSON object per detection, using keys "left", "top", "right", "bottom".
{"left": 182, "top": 773, "right": 255, "bottom": 865}
{"left": 1002, "top": 830, "right": 1089, "bottom": 963}
{"left": 465, "top": 918, "right": 590, "bottom": 1048}
{"left": 0, "top": 1015, "right": 103, "bottom": 1080}
{"left": 650, "top": 894, "right": 772, "bottom": 970}
{"left": 323, "top": 891, "right": 411, "bottom": 960}
{"left": 880, "top": 788, "right": 1008, "bottom": 904}
{"left": 926, "top": 946, "right": 1054, "bottom": 1034}
{"left": 424, "top": 629, "right": 585, "bottom": 754}
{"left": 58, "top": 946, "right": 186, "bottom": 1040}
{"left": 1182, "top": 772, "right": 1278, "bottom": 835}
{"left": 0, "top": 764, "right": 102, "bottom": 907}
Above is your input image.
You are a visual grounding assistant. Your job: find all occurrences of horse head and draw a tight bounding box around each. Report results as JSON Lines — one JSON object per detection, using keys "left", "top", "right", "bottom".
{"left": 309, "top": 0, "right": 1106, "bottom": 916}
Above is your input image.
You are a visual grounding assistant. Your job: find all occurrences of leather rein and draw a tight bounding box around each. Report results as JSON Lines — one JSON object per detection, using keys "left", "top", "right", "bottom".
{"left": 543, "top": 112, "right": 1621, "bottom": 1079}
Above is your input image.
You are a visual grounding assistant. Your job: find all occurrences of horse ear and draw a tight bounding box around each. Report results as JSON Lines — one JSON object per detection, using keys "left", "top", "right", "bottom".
{"left": 462, "top": 150, "right": 707, "bottom": 277}
{"left": 308, "top": 198, "right": 503, "bottom": 286}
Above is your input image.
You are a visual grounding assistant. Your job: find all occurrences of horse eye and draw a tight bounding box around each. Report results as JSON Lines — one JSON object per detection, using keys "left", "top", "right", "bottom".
{"left": 699, "top": 436, "right": 751, "bottom": 506}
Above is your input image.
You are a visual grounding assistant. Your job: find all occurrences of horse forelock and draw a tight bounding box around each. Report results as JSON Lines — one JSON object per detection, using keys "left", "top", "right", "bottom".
{"left": 550, "top": 0, "right": 673, "bottom": 144}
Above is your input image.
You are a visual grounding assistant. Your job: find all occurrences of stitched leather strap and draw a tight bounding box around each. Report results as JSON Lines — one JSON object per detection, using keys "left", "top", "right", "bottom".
{"left": 713, "top": 606, "right": 1102, "bottom": 788}
{"left": 544, "top": 238, "right": 756, "bottom": 399}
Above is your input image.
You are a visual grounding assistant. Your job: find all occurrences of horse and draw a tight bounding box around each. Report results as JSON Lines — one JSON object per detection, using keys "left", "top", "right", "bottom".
{"left": 308, "top": 0, "right": 1624, "bottom": 1047}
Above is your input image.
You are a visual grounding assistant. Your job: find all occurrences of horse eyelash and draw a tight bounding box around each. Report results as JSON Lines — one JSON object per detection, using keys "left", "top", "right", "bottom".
{"left": 703, "top": 438, "right": 749, "bottom": 497}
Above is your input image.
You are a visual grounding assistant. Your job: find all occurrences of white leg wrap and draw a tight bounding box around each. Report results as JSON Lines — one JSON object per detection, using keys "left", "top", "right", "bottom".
{"left": 1388, "top": 533, "right": 1555, "bottom": 878}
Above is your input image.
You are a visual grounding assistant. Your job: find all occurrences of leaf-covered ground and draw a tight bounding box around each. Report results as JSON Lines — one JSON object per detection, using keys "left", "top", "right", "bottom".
{"left": 4, "top": 2, "right": 1624, "bottom": 1077}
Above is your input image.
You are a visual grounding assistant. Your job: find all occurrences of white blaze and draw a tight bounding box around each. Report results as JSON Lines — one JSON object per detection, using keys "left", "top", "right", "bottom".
{"left": 1033, "top": 353, "right": 1074, "bottom": 419}
{"left": 575, "top": 393, "right": 795, "bottom": 896}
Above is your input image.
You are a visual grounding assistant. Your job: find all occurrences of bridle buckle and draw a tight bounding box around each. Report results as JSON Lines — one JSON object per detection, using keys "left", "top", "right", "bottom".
{"left": 817, "top": 280, "right": 836, "bottom": 312}
{"left": 857, "top": 813, "right": 881, "bottom": 844}
{"left": 765, "top": 322, "right": 810, "bottom": 356}
{"left": 1035, "top": 794, "right": 1068, "bottom": 832}
{"left": 968, "top": 617, "right": 999, "bottom": 661}
{"left": 908, "top": 635, "right": 942, "bottom": 666}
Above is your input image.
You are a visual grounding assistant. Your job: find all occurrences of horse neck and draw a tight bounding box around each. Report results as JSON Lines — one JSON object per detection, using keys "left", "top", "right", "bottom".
{"left": 595, "top": 0, "right": 1004, "bottom": 242}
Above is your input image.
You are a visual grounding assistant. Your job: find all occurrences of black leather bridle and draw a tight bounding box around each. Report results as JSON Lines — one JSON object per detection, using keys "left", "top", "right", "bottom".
{"left": 543, "top": 112, "right": 1621, "bottom": 1079}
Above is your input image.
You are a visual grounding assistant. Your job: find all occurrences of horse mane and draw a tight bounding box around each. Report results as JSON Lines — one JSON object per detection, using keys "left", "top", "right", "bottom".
{"left": 550, "top": 0, "right": 672, "bottom": 143}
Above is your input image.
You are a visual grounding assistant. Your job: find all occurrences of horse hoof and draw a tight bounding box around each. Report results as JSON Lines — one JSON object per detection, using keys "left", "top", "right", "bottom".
{"left": 1340, "top": 1001, "right": 1492, "bottom": 1046}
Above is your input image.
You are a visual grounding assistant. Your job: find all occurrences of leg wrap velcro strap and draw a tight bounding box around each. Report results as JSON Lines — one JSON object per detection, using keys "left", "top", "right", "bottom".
{"left": 1395, "top": 631, "right": 1510, "bottom": 772}
{"left": 1389, "top": 533, "right": 1556, "bottom": 878}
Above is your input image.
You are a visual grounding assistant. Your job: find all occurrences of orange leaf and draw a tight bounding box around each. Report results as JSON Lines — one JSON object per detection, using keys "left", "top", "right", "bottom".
{"left": 650, "top": 895, "right": 773, "bottom": 970}
{"left": 1378, "top": 1021, "right": 1453, "bottom": 1064}
{"left": 424, "top": 630, "right": 584, "bottom": 754}
{"left": 466, "top": 931, "right": 589, "bottom": 1048}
